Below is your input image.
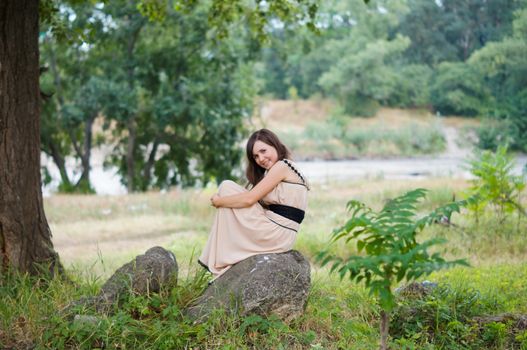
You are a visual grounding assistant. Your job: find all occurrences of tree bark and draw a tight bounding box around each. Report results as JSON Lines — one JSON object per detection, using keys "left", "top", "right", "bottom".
{"left": 0, "top": 0, "right": 63, "bottom": 275}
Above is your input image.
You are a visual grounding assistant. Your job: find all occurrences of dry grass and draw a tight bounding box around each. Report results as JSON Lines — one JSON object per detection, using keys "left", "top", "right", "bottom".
{"left": 45, "top": 175, "right": 527, "bottom": 281}
{"left": 46, "top": 188, "right": 214, "bottom": 278}
{"left": 248, "top": 100, "right": 475, "bottom": 160}
{"left": 251, "top": 100, "right": 480, "bottom": 131}
{"left": 252, "top": 98, "right": 334, "bottom": 131}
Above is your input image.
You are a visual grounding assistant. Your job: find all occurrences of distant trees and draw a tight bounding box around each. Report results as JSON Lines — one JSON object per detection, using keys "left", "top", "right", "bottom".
{"left": 257, "top": 0, "right": 526, "bottom": 150}
{"left": 319, "top": 35, "right": 410, "bottom": 116}
{"left": 40, "top": 2, "right": 259, "bottom": 192}
{"left": 40, "top": 6, "right": 110, "bottom": 193}
{"left": 469, "top": 8, "right": 527, "bottom": 151}
{"left": 399, "top": 0, "right": 520, "bottom": 64}
{"left": 429, "top": 62, "right": 489, "bottom": 117}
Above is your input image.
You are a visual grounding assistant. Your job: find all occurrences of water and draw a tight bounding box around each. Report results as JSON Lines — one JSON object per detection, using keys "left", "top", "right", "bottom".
{"left": 42, "top": 153, "right": 527, "bottom": 196}
{"left": 298, "top": 156, "right": 526, "bottom": 183}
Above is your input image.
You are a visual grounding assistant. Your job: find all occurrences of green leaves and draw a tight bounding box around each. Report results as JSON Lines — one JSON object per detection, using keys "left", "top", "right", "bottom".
{"left": 319, "top": 34, "right": 412, "bottom": 117}
{"left": 465, "top": 145, "right": 526, "bottom": 222}
{"left": 203, "top": 0, "right": 320, "bottom": 42}
{"left": 317, "top": 188, "right": 469, "bottom": 313}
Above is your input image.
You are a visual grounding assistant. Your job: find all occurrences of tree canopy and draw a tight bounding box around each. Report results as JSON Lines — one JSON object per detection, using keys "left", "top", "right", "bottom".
{"left": 257, "top": 0, "right": 526, "bottom": 150}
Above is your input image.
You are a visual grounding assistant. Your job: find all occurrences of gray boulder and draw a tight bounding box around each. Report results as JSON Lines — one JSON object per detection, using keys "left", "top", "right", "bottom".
{"left": 186, "top": 250, "right": 311, "bottom": 323}
{"left": 68, "top": 246, "right": 177, "bottom": 315}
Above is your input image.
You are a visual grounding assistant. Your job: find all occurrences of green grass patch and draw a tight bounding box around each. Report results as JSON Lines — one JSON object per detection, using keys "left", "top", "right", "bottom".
{"left": 1, "top": 178, "right": 526, "bottom": 348}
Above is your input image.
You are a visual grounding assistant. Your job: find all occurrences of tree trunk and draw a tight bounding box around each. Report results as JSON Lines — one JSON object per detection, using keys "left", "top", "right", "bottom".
{"left": 126, "top": 118, "right": 136, "bottom": 193}
{"left": 77, "top": 115, "right": 95, "bottom": 188}
{"left": 142, "top": 138, "right": 160, "bottom": 190}
{"left": 0, "top": 0, "right": 63, "bottom": 275}
{"left": 380, "top": 310, "right": 390, "bottom": 350}
{"left": 47, "top": 140, "right": 72, "bottom": 188}
{"left": 123, "top": 20, "right": 144, "bottom": 193}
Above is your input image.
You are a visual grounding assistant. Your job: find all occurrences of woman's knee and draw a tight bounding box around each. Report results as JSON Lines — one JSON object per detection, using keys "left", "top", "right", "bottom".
{"left": 218, "top": 180, "right": 245, "bottom": 196}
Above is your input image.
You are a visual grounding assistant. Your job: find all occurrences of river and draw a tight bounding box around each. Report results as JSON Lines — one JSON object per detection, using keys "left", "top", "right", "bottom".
{"left": 42, "top": 153, "right": 527, "bottom": 196}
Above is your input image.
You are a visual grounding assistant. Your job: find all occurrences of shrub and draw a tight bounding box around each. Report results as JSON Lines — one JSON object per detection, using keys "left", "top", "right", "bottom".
{"left": 317, "top": 188, "right": 468, "bottom": 350}
{"left": 465, "top": 144, "right": 526, "bottom": 224}
{"left": 430, "top": 62, "right": 490, "bottom": 117}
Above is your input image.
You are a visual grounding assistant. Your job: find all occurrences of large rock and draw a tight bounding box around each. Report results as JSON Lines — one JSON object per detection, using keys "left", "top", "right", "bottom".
{"left": 186, "top": 250, "right": 311, "bottom": 323}
{"left": 68, "top": 246, "right": 177, "bottom": 315}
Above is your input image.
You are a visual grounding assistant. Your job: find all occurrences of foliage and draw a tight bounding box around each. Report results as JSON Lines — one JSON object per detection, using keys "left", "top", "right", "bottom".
{"left": 398, "top": 0, "right": 520, "bottom": 65}
{"left": 476, "top": 118, "right": 517, "bottom": 151}
{"left": 101, "top": 1, "right": 258, "bottom": 190}
{"left": 430, "top": 62, "right": 490, "bottom": 117}
{"left": 386, "top": 64, "right": 432, "bottom": 108}
{"left": 317, "top": 188, "right": 470, "bottom": 349}
{"left": 40, "top": 0, "right": 320, "bottom": 42}
{"left": 319, "top": 35, "right": 411, "bottom": 117}
{"left": 317, "top": 189, "right": 468, "bottom": 311}
{"left": 469, "top": 7, "right": 527, "bottom": 152}
{"left": 40, "top": 1, "right": 258, "bottom": 192}
{"left": 39, "top": 3, "right": 113, "bottom": 193}
{"left": 391, "top": 284, "right": 526, "bottom": 349}
{"left": 252, "top": 0, "right": 527, "bottom": 156}
{"left": 465, "top": 145, "right": 526, "bottom": 223}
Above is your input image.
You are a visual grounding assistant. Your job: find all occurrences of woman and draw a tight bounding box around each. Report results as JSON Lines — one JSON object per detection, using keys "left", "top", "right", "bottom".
{"left": 198, "top": 128, "right": 309, "bottom": 279}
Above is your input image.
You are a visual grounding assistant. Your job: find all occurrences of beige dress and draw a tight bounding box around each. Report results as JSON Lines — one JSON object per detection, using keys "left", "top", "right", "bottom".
{"left": 199, "top": 161, "right": 308, "bottom": 278}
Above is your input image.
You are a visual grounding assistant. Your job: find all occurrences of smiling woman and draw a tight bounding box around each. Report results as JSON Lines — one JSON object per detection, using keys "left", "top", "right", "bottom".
{"left": 199, "top": 129, "right": 310, "bottom": 279}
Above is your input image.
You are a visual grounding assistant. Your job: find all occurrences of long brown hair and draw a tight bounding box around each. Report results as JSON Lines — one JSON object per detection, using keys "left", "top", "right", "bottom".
{"left": 245, "top": 129, "right": 291, "bottom": 187}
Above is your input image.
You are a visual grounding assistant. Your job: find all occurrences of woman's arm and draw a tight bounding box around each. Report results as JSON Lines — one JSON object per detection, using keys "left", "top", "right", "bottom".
{"left": 211, "top": 161, "right": 288, "bottom": 208}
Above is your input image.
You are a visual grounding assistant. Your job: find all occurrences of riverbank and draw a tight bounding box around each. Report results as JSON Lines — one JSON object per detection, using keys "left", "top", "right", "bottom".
{"left": 41, "top": 101, "right": 503, "bottom": 196}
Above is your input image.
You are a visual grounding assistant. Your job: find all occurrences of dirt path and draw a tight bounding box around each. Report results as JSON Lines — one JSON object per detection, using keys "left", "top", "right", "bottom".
{"left": 441, "top": 125, "right": 471, "bottom": 158}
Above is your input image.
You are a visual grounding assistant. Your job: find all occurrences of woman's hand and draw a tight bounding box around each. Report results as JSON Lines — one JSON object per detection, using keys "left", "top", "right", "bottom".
{"left": 210, "top": 194, "right": 220, "bottom": 208}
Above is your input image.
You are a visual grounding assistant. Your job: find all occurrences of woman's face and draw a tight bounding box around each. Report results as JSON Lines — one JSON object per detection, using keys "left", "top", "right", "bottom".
{"left": 252, "top": 140, "right": 279, "bottom": 170}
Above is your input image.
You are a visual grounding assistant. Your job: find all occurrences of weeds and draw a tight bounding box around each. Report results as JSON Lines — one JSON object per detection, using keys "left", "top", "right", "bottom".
{"left": 391, "top": 283, "right": 527, "bottom": 349}
{"left": 2, "top": 178, "right": 526, "bottom": 348}
{"left": 465, "top": 144, "right": 526, "bottom": 225}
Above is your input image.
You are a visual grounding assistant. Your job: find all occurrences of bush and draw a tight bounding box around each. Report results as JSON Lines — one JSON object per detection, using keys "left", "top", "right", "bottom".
{"left": 476, "top": 118, "right": 516, "bottom": 151}
{"left": 388, "top": 64, "right": 433, "bottom": 108}
{"left": 465, "top": 144, "right": 526, "bottom": 224}
{"left": 430, "top": 62, "right": 490, "bottom": 117}
{"left": 391, "top": 284, "right": 514, "bottom": 349}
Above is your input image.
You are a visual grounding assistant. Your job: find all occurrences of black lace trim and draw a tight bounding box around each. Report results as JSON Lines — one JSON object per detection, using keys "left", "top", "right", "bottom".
{"left": 282, "top": 159, "right": 308, "bottom": 189}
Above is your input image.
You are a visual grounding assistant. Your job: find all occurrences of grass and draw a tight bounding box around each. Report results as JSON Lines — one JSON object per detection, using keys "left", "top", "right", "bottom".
{"left": 1, "top": 177, "right": 526, "bottom": 349}
{"left": 276, "top": 112, "right": 446, "bottom": 160}
{"left": 252, "top": 100, "right": 480, "bottom": 160}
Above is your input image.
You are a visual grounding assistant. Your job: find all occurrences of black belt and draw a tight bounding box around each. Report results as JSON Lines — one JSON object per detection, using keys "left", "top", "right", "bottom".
{"left": 268, "top": 204, "right": 305, "bottom": 224}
